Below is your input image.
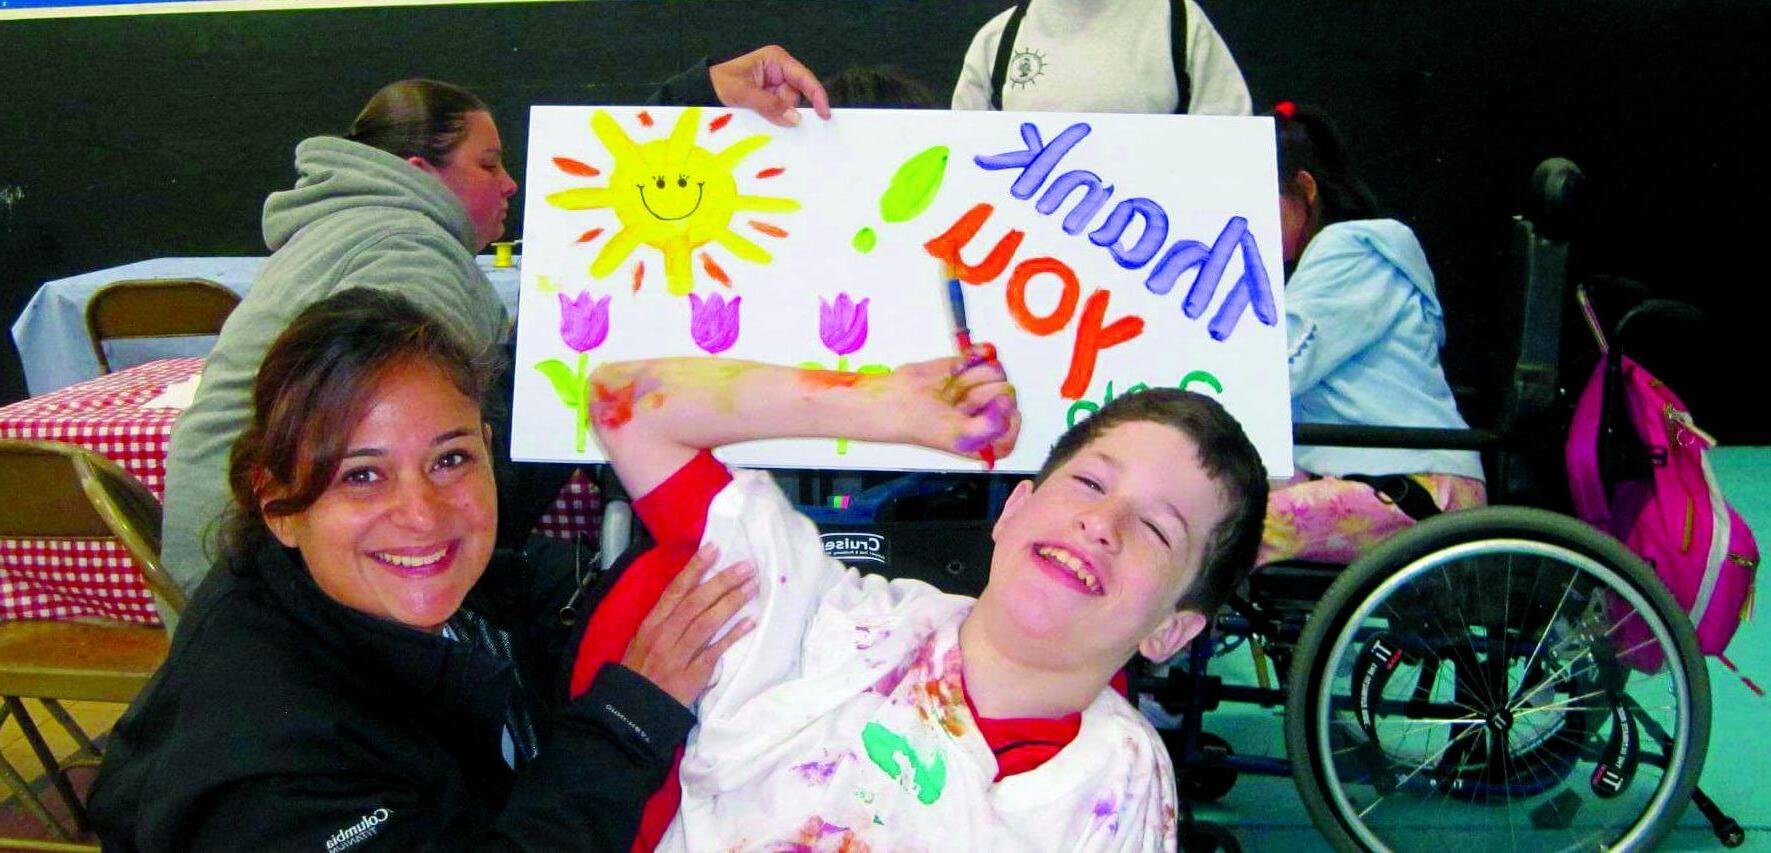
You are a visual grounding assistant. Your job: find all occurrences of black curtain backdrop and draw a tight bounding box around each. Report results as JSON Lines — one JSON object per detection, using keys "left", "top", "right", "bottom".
{"left": 4, "top": 0, "right": 1765, "bottom": 440}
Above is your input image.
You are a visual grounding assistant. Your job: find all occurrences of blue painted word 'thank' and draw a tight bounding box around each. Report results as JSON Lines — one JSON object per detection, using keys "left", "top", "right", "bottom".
{"left": 974, "top": 122, "right": 1277, "bottom": 341}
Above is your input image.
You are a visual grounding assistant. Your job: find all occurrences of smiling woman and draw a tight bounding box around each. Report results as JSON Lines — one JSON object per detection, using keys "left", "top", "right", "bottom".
{"left": 196, "top": 290, "right": 505, "bottom": 637}
{"left": 88, "top": 289, "right": 761, "bottom": 851}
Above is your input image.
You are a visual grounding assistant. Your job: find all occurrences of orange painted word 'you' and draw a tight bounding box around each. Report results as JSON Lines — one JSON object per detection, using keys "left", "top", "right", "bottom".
{"left": 926, "top": 204, "right": 1144, "bottom": 400}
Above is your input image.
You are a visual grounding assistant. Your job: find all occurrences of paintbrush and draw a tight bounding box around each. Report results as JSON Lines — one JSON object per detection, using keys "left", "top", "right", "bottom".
{"left": 944, "top": 265, "right": 997, "bottom": 470}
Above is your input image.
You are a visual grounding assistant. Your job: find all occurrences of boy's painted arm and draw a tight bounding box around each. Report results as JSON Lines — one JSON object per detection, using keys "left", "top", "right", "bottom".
{"left": 589, "top": 355, "right": 1018, "bottom": 500}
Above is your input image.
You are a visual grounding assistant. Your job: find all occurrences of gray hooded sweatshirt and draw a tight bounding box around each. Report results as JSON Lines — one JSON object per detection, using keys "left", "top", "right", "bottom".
{"left": 159, "top": 138, "right": 507, "bottom": 621}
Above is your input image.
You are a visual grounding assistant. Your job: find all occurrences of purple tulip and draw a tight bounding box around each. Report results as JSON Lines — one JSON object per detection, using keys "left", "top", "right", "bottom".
{"left": 689, "top": 292, "right": 742, "bottom": 355}
{"left": 558, "top": 291, "right": 611, "bottom": 352}
{"left": 818, "top": 293, "right": 870, "bottom": 356}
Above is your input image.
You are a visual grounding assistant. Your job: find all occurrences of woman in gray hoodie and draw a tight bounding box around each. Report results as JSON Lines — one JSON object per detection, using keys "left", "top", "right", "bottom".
{"left": 160, "top": 79, "right": 518, "bottom": 621}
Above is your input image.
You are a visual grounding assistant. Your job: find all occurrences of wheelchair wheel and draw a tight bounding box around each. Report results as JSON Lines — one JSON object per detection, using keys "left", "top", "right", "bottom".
{"left": 1283, "top": 507, "right": 1710, "bottom": 851}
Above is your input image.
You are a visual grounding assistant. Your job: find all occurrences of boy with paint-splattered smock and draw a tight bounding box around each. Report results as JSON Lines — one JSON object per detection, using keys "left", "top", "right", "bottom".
{"left": 612, "top": 452, "right": 1175, "bottom": 851}
{"left": 570, "top": 357, "right": 1270, "bottom": 852}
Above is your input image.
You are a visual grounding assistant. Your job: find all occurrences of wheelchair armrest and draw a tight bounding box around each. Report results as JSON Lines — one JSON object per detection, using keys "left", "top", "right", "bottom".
{"left": 1293, "top": 423, "right": 1506, "bottom": 451}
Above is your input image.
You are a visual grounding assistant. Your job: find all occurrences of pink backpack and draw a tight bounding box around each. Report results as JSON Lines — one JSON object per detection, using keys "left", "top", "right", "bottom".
{"left": 1566, "top": 288, "right": 1759, "bottom": 667}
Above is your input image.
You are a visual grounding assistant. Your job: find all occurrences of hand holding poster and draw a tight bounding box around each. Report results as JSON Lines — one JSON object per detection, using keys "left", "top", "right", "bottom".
{"left": 512, "top": 106, "right": 1291, "bottom": 475}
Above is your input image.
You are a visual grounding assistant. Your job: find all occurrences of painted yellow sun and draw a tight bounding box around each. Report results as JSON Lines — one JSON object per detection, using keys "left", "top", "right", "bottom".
{"left": 546, "top": 107, "right": 800, "bottom": 296}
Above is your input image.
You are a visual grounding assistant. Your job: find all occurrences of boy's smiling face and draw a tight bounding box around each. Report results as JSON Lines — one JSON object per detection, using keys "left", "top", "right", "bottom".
{"left": 977, "top": 420, "right": 1229, "bottom": 670}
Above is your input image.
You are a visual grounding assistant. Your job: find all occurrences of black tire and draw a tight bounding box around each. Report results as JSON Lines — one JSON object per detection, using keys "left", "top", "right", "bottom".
{"left": 1283, "top": 507, "right": 1710, "bottom": 852}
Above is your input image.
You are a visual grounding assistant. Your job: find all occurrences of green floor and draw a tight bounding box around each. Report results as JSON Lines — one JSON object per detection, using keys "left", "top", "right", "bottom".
{"left": 1189, "top": 446, "right": 1771, "bottom": 851}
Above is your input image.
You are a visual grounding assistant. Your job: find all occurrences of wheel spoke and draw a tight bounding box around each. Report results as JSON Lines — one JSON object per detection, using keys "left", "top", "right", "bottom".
{"left": 1511, "top": 566, "right": 1580, "bottom": 707}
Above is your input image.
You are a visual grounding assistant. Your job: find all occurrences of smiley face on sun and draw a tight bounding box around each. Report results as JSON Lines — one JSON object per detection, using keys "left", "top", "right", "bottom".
{"left": 546, "top": 107, "right": 800, "bottom": 296}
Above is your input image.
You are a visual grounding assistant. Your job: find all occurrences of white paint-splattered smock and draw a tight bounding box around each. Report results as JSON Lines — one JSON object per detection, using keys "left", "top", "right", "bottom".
{"left": 655, "top": 454, "right": 1179, "bottom": 852}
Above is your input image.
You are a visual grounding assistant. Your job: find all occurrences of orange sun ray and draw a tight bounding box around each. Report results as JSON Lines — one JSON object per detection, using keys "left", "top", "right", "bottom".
{"left": 700, "top": 253, "right": 732, "bottom": 288}
{"left": 553, "top": 157, "right": 601, "bottom": 177}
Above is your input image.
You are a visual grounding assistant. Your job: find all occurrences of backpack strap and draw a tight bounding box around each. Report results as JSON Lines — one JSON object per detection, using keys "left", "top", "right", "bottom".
{"left": 990, "top": 0, "right": 1033, "bottom": 110}
{"left": 1170, "top": 0, "right": 1193, "bottom": 114}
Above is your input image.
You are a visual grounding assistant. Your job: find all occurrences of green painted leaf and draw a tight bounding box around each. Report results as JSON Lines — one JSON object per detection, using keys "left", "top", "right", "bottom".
{"left": 879, "top": 146, "right": 950, "bottom": 223}
{"left": 534, "top": 359, "right": 581, "bottom": 409}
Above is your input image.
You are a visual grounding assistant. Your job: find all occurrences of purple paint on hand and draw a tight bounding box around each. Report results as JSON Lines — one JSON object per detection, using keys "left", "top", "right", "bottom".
{"left": 558, "top": 291, "right": 611, "bottom": 352}
{"left": 688, "top": 292, "right": 742, "bottom": 354}
{"left": 818, "top": 293, "right": 870, "bottom": 356}
{"left": 955, "top": 394, "right": 1012, "bottom": 453}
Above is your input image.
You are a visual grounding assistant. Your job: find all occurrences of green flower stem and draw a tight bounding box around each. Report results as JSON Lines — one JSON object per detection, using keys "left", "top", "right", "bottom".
{"left": 835, "top": 355, "right": 850, "bottom": 455}
{"left": 575, "top": 352, "right": 589, "bottom": 453}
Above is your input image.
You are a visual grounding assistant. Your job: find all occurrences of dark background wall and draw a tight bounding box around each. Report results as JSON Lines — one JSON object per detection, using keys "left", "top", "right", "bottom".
{"left": 3, "top": 0, "right": 1766, "bottom": 441}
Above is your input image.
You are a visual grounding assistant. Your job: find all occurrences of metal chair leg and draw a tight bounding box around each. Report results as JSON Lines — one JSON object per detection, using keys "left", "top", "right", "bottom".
{"left": 36, "top": 700, "right": 99, "bottom": 761}
{"left": 3, "top": 697, "right": 90, "bottom": 835}
{"left": 0, "top": 752, "right": 73, "bottom": 841}
{"left": 0, "top": 701, "right": 76, "bottom": 842}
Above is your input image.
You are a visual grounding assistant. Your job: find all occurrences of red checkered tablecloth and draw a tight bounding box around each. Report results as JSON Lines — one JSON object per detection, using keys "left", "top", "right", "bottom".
{"left": 1, "top": 358, "right": 599, "bottom": 625}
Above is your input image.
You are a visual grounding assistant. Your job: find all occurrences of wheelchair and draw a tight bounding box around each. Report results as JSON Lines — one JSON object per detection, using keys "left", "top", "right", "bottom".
{"left": 1136, "top": 159, "right": 1744, "bottom": 852}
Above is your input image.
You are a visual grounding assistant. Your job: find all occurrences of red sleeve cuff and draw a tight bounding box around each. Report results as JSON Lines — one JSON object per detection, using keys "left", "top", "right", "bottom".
{"left": 632, "top": 449, "right": 732, "bottom": 546}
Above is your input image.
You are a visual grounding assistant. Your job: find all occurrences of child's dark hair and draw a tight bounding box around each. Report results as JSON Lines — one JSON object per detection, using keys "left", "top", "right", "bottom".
{"left": 822, "top": 65, "right": 938, "bottom": 109}
{"left": 213, "top": 289, "right": 501, "bottom": 565}
{"left": 345, "top": 78, "right": 488, "bottom": 167}
{"left": 1273, "top": 102, "right": 1380, "bottom": 228}
{"left": 1035, "top": 389, "right": 1268, "bottom": 614}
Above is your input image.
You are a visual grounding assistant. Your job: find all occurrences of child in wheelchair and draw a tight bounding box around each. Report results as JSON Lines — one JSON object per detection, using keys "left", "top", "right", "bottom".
{"left": 1261, "top": 103, "right": 1486, "bottom": 567}
{"left": 571, "top": 353, "right": 1266, "bottom": 851}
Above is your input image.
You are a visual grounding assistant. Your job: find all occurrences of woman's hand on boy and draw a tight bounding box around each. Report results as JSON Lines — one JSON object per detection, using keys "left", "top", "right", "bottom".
{"left": 623, "top": 544, "right": 757, "bottom": 708}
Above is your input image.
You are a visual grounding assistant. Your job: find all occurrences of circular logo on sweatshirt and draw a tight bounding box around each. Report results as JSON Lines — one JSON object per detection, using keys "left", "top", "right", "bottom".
{"left": 1008, "top": 48, "right": 1047, "bottom": 88}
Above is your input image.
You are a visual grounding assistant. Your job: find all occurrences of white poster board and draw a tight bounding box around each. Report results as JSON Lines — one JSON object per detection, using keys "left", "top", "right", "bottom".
{"left": 512, "top": 106, "right": 1292, "bottom": 475}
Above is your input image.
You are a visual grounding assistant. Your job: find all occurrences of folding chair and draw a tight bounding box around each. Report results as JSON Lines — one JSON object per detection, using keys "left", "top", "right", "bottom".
{"left": 0, "top": 439, "right": 185, "bottom": 848}
{"left": 83, "top": 278, "right": 239, "bottom": 374}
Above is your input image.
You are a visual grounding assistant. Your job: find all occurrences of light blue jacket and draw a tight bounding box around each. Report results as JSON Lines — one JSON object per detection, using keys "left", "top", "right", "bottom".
{"left": 1286, "top": 219, "right": 1483, "bottom": 479}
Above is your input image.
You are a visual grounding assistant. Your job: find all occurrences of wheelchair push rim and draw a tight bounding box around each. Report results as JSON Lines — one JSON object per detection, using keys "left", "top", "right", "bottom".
{"left": 1285, "top": 508, "right": 1709, "bottom": 852}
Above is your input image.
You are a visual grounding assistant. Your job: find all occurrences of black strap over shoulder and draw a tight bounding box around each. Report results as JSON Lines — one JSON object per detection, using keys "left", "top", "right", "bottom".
{"left": 988, "top": 0, "right": 1192, "bottom": 112}
{"left": 1169, "top": 0, "right": 1192, "bottom": 114}
{"left": 989, "top": 0, "right": 1032, "bottom": 110}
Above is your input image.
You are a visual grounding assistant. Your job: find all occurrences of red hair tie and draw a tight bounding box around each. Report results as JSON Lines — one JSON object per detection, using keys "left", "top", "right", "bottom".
{"left": 1273, "top": 100, "right": 1297, "bottom": 120}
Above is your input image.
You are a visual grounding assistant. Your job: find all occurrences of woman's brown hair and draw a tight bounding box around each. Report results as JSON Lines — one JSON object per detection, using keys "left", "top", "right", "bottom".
{"left": 215, "top": 289, "right": 500, "bottom": 565}
{"left": 344, "top": 78, "right": 488, "bottom": 167}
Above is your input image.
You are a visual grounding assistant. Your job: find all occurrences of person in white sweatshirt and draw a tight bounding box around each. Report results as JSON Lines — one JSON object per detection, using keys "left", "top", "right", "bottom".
{"left": 951, "top": 0, "right": 1251, "bottom": 115}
